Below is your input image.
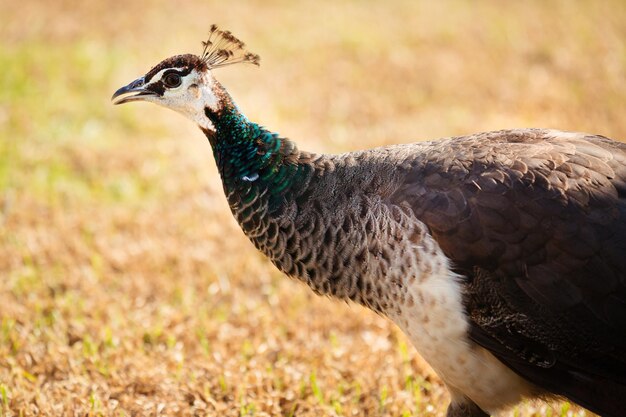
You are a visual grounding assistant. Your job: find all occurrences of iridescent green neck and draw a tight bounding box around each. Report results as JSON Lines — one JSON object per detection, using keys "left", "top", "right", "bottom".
{"left": 203, "top": 101, "right": 311, "bottom": 215}
{"left": 199, "top": 96, "right": 398, "bottom": 312}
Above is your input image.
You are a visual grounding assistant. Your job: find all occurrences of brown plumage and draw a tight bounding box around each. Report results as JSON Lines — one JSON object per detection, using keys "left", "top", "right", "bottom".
{"left": 112, "top": 28, "right": 626, "bottom": 417}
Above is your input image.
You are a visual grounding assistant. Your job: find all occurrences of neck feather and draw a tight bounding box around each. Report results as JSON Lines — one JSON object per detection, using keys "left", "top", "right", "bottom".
{"left": 202, "top": 89, "right": 315, "bottom": 219}
{"left": 197, "top": 89, "right": 408, "bottom": 315}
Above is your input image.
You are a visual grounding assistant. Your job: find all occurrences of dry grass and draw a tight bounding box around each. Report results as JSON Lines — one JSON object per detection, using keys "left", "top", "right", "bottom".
{"left": 1, "top": 1, "right": 625, "bottom": 416}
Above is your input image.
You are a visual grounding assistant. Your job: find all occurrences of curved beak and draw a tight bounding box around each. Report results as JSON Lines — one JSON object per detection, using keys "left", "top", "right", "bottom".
{"left": 111, "top": 77, "right": 156, "bottom": 105}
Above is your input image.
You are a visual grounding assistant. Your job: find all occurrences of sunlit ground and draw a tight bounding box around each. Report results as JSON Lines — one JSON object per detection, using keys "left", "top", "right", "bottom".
{"left": 1, "top": 0, "right": 624, "bottom": 415}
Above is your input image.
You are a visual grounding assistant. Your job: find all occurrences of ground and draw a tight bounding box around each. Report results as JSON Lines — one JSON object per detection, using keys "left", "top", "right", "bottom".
{"left": 1, "top": 1, "right": 625, "bottom": 416}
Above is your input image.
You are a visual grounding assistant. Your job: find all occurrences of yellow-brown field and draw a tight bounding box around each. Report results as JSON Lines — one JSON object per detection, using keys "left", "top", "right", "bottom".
{"left": 1, "top": 1, "right": 625, "bottom": 415}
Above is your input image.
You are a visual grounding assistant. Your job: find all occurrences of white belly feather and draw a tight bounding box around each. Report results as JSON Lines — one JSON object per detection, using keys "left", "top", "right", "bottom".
{"left": 384, "top": 236, "right": 534, "bottom": 414}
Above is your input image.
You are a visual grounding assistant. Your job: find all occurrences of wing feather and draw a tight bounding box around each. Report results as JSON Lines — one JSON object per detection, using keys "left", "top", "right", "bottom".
{"left": 388, "top": 129, "right": 626, "bottom": 416}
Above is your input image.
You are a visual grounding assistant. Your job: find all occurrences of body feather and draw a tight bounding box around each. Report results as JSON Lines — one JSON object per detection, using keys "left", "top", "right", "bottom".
{"left": 113, "top": 46, "right": 626, "bottom": 416}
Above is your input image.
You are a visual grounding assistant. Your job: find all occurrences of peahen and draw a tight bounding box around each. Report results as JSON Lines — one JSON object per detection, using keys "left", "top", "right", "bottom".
{"left": 112, "top": 26, "right": 626, "bottom": 417}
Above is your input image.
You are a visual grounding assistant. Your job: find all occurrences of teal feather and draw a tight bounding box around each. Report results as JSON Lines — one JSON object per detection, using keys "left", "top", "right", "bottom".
{"left": 205, "top": 103, "right": 312, "bottom": 217}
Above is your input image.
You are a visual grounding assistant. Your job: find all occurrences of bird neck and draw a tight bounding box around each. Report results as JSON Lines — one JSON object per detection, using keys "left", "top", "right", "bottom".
{"left": 200, "top": 92, "right": 328, "bottom": 287}
{"left": 199, "top": 88, "right": 404, "bottom": 314}
{"left": 201, "top": 88, "right": 314, "bottom": 229}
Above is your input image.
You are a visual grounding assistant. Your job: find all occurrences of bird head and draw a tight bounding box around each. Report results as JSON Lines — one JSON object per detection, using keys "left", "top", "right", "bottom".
{"left": 112, "top": 25, "right": 259, "bottom": 130}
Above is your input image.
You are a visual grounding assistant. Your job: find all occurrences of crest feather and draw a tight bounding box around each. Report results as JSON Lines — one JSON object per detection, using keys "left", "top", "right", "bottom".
{"left": 201, "top": 25, "right": 260, "bottom": 69}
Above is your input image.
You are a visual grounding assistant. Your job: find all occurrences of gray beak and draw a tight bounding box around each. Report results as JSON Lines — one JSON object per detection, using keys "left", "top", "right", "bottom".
{"left": 111, "top": 77, "right": 156, "bottom": 105}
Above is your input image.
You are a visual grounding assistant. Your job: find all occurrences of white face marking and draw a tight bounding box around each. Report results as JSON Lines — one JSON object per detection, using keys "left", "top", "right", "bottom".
{"left": 146, "top": 67, "right": 219, "bottom": 131}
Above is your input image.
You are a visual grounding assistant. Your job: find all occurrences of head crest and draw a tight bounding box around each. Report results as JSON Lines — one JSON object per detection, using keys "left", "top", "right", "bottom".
{"left": 201, "top": 25, "right": 260, "bottom": 69}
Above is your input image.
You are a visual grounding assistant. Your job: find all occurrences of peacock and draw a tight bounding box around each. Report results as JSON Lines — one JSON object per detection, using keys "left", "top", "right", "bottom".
{"left": 112, "top": 26, "right": 626, "bottom": 417}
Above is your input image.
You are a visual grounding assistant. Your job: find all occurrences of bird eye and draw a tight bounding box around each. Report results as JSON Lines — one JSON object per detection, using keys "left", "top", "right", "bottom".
{"left": 163, "top": 72, "right": 182, "bottom": 88}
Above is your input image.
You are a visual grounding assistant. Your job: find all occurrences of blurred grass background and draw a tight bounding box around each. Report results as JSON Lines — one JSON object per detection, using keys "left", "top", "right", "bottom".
{"left": 1, "top": 0, "right": 625, "bottom": 415}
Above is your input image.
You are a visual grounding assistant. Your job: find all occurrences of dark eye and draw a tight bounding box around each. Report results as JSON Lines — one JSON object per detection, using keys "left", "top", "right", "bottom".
{"left": 163, "top": 72, "right": 182, "bottom": 88}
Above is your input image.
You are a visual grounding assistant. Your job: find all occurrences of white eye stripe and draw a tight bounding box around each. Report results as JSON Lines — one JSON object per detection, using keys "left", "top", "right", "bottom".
{"left": 149, "top": 67, "right": 186, "bottom": 83}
